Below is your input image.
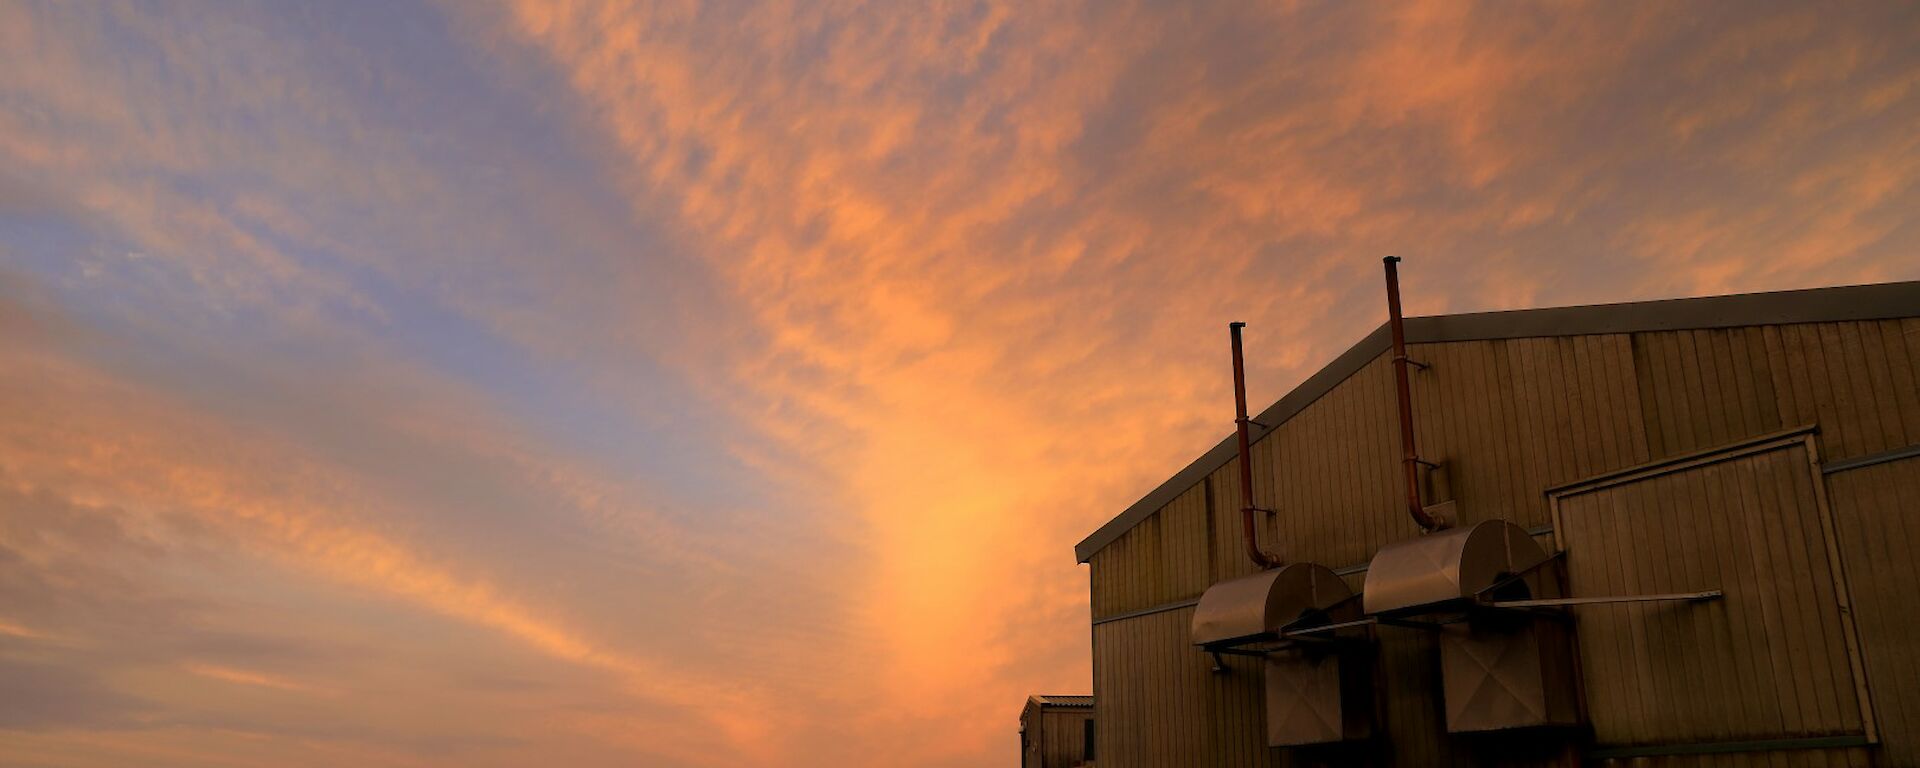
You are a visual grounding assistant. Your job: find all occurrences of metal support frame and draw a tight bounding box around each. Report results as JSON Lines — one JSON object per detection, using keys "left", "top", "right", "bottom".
{"left": 1464, "top": 550, "right": 1723, "bottom": 614}
{"left": 1199, "top": 597, "right": 1376, "bottom": 670}
{"left": 1485, "top": 590, "right": 1723, "bottom": 610}
{"left": 1472, "top": 549, "right": 1565, "bottom": 601}
{"left": 1281, "top": 617, "right": 1377, "bottom": 637}
{"left": 1203, "top": 627, "right": 1375, "bottom": 659}
{"left": 1375, "top": 615, "right": 1458, "bottom": 630}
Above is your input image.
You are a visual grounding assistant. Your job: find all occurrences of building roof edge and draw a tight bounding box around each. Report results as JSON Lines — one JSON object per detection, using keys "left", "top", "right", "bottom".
{"left": 1074, "top": 279, "right": 1920, "bottom": 563}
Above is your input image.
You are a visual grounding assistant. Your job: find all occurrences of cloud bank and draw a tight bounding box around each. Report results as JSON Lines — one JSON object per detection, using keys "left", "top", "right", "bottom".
{"left": 2, "top": 1, "right": 1917, "bottom": 765}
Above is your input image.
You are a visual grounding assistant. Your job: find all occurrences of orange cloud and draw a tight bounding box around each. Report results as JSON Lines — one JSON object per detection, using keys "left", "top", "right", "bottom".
{"left": 184, "top": 664, "right": 336, "bottom": 697}
{"left": 5, "top": 1, "right": 1917, "bottom": 766}
{"left": 0, "top": 303, "right": 770, "bottom": 766}
{"left": 485, "top": 1, "right": 1920, "bottom": 763}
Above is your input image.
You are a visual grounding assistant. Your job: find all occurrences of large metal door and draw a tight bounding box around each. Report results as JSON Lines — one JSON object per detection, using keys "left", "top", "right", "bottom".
{"left": 1549, "top": 432, "right": 1875, "bottom": 751}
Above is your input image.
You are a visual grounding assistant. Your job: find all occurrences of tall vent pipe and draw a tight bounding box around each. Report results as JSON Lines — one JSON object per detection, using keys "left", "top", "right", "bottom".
{"left": 1230, "top": 322, "right": 1284, "bottom": 568}
{"left": 1383, "top": 257, "right": 1449, "bottom": 532}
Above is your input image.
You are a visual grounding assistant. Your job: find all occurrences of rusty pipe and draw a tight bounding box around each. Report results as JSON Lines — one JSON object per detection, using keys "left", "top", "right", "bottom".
{"left": 1230, "top": 322, "right": 1284, "bottom": 569}
{"left": 1384, "top": 257, "right": 1447, "bottom": 531}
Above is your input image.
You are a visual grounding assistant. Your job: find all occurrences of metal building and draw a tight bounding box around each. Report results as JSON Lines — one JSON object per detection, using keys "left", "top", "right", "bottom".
{"left": 1021, "top": 695, "right": 1096, "bottom": 768}
{"left": 1074, "top": 266, "right": 1920, "bottom": 767}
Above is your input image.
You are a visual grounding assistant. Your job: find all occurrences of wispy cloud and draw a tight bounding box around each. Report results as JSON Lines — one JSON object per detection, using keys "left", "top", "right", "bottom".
{"left": 183, "top": 664, "right": 335, "bottom": 697}
{"left": 2, "top": 0, "right": 1917, "bottom": 766}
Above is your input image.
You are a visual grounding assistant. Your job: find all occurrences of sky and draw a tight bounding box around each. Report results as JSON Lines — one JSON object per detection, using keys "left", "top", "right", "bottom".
{"left": 1, "top": 1, "right": 1917, "bottom": 766}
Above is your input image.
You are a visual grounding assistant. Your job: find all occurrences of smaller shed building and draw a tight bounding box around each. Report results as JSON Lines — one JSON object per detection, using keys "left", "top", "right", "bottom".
{"left": 1020, "top": 695, "right": 1096, "bottom": 768}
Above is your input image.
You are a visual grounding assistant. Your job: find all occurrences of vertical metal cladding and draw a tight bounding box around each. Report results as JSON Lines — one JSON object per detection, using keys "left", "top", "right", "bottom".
{"left": 1549, "top": 436, "right": 1872, "bottom": 747}
{"left": 1019, "top": 696, "right": 1096, "bottom": 768}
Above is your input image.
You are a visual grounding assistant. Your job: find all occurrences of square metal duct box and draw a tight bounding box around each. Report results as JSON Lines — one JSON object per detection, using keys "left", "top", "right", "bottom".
{"left": 1440, "top": 618, "right": 1580, "bottom": 732}
{"left": 1266, "top": 648, "right": 1373, "bottom": 746}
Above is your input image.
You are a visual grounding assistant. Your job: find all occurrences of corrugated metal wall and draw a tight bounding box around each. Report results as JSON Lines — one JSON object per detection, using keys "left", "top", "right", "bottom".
{"left": 1023, "top": 704, "right": 1096, "bottom": 768}
{"left": 1828, "top": 458, "right": 1920, "bottom": 767}
{"left": 1088, "top": 318, "right": 1920, "bottom": 767}
{"left": 1554, "top": 440, "right": 1867, "bottom": 745}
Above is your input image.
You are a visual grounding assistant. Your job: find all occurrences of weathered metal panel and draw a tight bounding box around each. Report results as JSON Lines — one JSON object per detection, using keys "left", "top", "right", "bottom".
{"left": 1093, "top": 482, "right": 1213, "bottom": 618}
{"left": 1766, "top": 320, "right": 1920, "bottom": 462}
{"left": 1095, "top": 606, "right": 1268, "bottom": 767}
{"left": 1043, "top": 708, "right": 1093, "bottom": 767}
{"left": 1827, "top": 455, "right": 1920, "bottom": 766}
{"left": 1552, "top": 441, "right": 1867, "bottom": 746}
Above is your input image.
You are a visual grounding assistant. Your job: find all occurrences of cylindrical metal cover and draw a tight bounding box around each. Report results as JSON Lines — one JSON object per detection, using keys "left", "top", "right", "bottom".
{"left": 1362, "top": 520, "right": 1547, "bottom": 615}
{"left": 1191, "top": 563, "right": 1352, "bottom": 647}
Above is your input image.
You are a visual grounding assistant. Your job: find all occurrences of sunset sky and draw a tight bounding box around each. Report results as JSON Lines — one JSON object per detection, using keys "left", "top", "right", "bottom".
{"left": 2, "top": 2, "right": 1918, "bottom": 766}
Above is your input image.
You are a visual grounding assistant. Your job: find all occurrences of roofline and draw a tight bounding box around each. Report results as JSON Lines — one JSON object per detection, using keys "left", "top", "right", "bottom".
{"left": 1026, "top": 695, "right": 1095, "bottom": 709}
{"left": 1075, "top": 279, "right": 1920, "bottom": 563}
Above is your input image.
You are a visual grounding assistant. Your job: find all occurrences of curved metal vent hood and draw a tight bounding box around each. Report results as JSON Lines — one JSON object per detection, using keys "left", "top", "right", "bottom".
{"left": 1362, "top": 520, "right": 1547, "bottom": 616}
{"left": 1192, "top": 562, "right": 1354, "bottom": 648}
{"left": 1192, "top": 561, "right": 1373, "bottom": 747}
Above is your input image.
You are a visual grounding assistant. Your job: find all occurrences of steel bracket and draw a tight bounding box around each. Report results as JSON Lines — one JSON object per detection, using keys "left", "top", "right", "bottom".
{"left": 1374, "top": 616, "right": 1453, "bottom": 631}
{"left": 1472, "top": 550, "right": 1566, "bottom": 600}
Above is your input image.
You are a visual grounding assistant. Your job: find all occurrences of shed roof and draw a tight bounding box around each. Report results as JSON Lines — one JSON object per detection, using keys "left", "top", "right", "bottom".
{"left": 1028, "top": 695, "right": 1095, "bottom": 709}
{"left": 1075, "top": 279, "right": 1920, "bottom": 563}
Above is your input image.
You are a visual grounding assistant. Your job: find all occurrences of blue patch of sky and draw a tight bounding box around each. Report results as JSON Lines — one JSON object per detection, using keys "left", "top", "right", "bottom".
{"left": 0, "top": 0, "right": 778, "bottom": 521}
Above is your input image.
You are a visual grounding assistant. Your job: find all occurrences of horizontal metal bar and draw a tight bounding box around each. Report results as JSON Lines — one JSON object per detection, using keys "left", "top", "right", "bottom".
{"left": 1475, "top": 604, "right": 1576, "bottom": 623}
{"left": 1374, "top": 616, "right": 1453, "bottom": 630}
{"left": 1282, "top": 618, "right": 1376, "bottom": 637}
{"left": 1490, "top": 590, "right": 1722, "bottom": 609}
{"left": 1584, "top": 733, "right": 1869, "bottom": 760}
{"left": 1090, "top": 598, "right": 1197, "bottom": 626}
{"left": 1823, "top": 442, "right": 1920, "bottom": 474}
